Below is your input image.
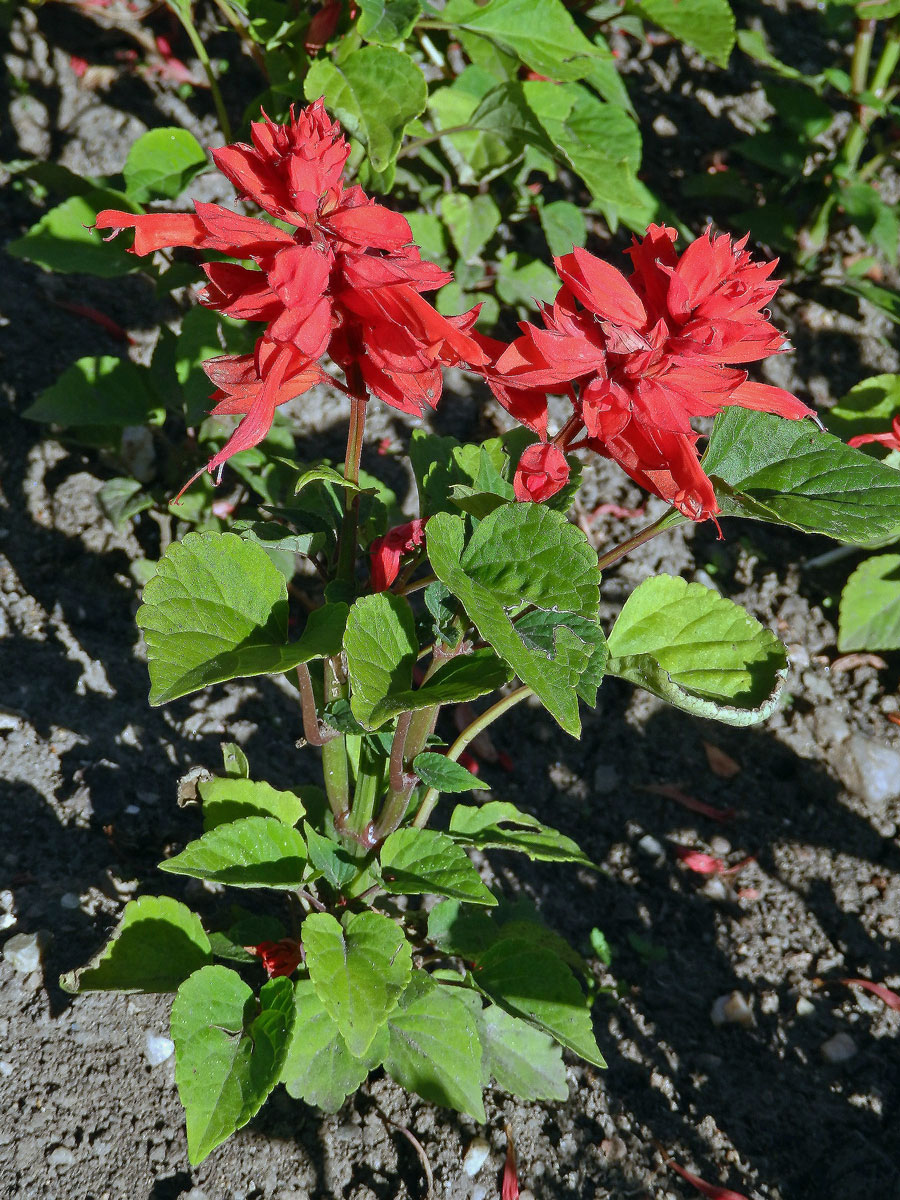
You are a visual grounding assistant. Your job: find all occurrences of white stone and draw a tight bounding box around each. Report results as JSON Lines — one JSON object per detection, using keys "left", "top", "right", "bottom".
{"left": 796, "top": 996, "right": 816, "bottom": 1018}
{"left": 124, "top": 804, "right": 140, "bottom": 815}
{"left": 637, "top": 834, "right": 664, "bottom": 858}
{"left": 48, "top": 1147, "right": 75, "bottom": 1168}
{"left": 711, "top": 990, "right": 755, "bottom": 1028}
{"left": 3, "top": 932, "right": 47, "bottom": 974}
{"left": 821, "top": 1032, "right": 857, "bottom": 1064}
{"left": 833, "top": 735, "right": 900, "bottom": 812}
{"left": 0, "top": 1062, "right": 12, "bottom": 1077}
{"left": 144, "top": 1033, "right": 175, "bottom": 1066}
{"left": 463, "top": 1137, "right": 490, "bottom": 1177}
{"left": 472, "top": 1187, "right": 487, "bottom": 1200}
{"left": 60, "top": 893, "right": 81, "bottom": 910}
{"left": 0, "top": 914, "right": 16, "bottom": 931}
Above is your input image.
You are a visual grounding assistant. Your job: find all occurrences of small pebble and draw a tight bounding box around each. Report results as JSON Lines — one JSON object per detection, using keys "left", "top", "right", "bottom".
{"left": 92, "top": 1140, "right": 112, "bottom": 1160}
{"left": 519, "top": 1191, "right": 535, "bottom": 1200}
{"left": 600, "top": 1135, "right": 627, "bottom": 1161}
{"left": 144, "top": 1033, "right": 175, "bottom": 1066}
{"left": 463, "top": 1137, "right": 490, "bottom": 1177}
{"left": 124, "top": 804, "right": 141, "bottom": 815}
{"left": 821, "top": 1032, "right": 857, "bottom": 1064}
{"left": 637, "top": 834, "right": 664, "bottom": 858}
{"left": 709, "top": 836, "right": 731, "bottom": 856}
{"left": 48, "top": 1147, "right": 75, "bottom": 1168}
{"left": 796, "top": 996, "right": 816, "bottom": 1018}
{"left": 3, "top": 931, "right": 48, "bottom": 974}
{"left": 711, "top": 990, "right": 755, "bottom": 1028}
{"left": 701, "top": 876, "right": 732, "bottom": 902}
{"left": 0, "top": 914, "right": 16, "bottom": 931}
{"left": 59, "top": 893, "right": 81, "bottom": 910}
{"left": 471, "top": 1187, "right": 487, "bottom": 1200}
{"left": 0, "top": 1062, "right": 12, "bottom": 1077}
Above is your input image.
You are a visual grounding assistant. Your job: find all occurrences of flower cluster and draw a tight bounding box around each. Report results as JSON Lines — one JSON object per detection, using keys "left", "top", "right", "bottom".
{"left": 96, "top": 101, "right": 486, "bottom": 488}
{"left": 485, "top": 227, "right": 815, "bottom": 519}
{"left": 98, "top": 102, "right": 814, "bottom": 522}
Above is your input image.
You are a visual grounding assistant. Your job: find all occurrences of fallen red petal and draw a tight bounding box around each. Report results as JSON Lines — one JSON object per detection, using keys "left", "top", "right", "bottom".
{"left": 502, "top": 1126, "right": 519, "bottom": 1200}
{"left": 840, "top": 978, "right": 900, "bottom": 1012}
{"left": 664, "top": 1156, "right": 750, "bottom": 1200}
{"left": 703, "top": 741, "right": 741, "bottom": 779}
{"left": 53, "top": 300, "right": 131, "bottom": 343}
{"left": 640, "top": 782, "right": 735, "bottom": 823}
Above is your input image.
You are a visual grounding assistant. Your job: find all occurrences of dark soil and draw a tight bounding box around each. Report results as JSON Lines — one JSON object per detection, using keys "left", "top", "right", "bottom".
{"left": 2, "top": 3, "right": 899, "bottom": 1199}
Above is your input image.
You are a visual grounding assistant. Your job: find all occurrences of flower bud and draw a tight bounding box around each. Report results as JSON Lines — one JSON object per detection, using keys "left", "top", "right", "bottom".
{"left": 513, "top": 442, "right": 569, "bottom": 503}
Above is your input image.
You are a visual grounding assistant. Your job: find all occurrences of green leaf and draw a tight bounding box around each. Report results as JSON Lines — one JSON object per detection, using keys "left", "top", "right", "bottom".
{"left": 606, "top": 574, "right": 787, "bottom": 725}
{"left": 475, "top": 937, "right": 604, "bottom": 1067}
{"left": 443, "top": 0, "right": 608, "bottom": 81}
{"left": 137, "top": 531, "right": 347, "bottom": 704}
{"left": 303, "top": 911, "right": 412, "bottom": 1057}
{"left": 634, "top": 0, "right": 735, "bottom": 66}
{"left": 838, "top": 554, "right": 900, "bottom": 652}
{"left": 462, "top": 995, "right": 568, "bottom": 1101}
{"left": 304, "top": 823, "right": 360, "bottom": 890}
{"left": 383, "top": 973, "right": 485, "bottom": 1119}
{"left": 159, "top": 816, "right": 307, "bottom": 888}
{"left": 281, "top": 979, "right": 387, "bottom": 1111}
{"left": 495, "top": 253, "right": 561, "bottom": 311}
{"left": 524, "top": 81, "right": 654, "bottom": 229}
{"left": 199, "top": 777, "right": 305, "bottom": 831}
{"left": 449, "top": 800, "right": 593, "bottom": 865}
{"left": 427, "top": 69, "right": 521, "bottom": 185}
{"left": 839, "top": 279, "right": 900, "bottom": 325}
{"left": 123, "top": 127, "right": 208, "bottom": 203}
{"left": 412, "top": 752, "right": 489, "bottom": 794}
{"left": 7, "top": 189, "right": 139, "bottom": 276}
{"left": 703, "top": 409, "right": 900, "bottom": 547}
{"left": 60, "top": 896, "right": 211, "bottom": 994}
{"left": 305, "top": 47, "right": 427, "bottom": 171}
{"left": 24, "top": 356, "right": 163, "bottom": 427}
{"left": 825, "top": 374, "right": 900, "bottom": 444}
{"left": 357, "top": 0, "right": 421, "bottom": 42}
{"left": 440, "top": 193, "right": 502, "bottom": 262}
{"left": 380, "top": 828, "right": 497, "bottom": 904}
{"left": 539, "top": 199, "right": 587, "bottom": 257}
{"left": 98, "top": 477, "right": 154, "bottom": 525}
{"left": 344, "top": 592, "right": 417, "bottom": 728}
{"left": 171, "top": 967, "right": 294, "bottom": 1165}
{"left": 426, "top": 508, "right": 603, "bottom": 735}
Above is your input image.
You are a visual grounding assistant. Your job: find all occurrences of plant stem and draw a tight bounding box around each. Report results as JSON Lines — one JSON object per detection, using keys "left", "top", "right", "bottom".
{"left": 552, "top": 414, "right": 584, "bottom": 451}
{"left": 320, "top": 660, "right": 350, "bottom": 821}
{"left": 397, "top": 124, "right": 479, "bottom": 158}
{"left": 296, "top": 663, "right": 338, "bottom": 747}
{"left": 843, "top": 19, "right": 900, "bottom": 175}
{"left": 373, "top": 704, "right": 439, "bottom": 840}
{"left": 168, "top": 1, "right": 232, "bottom": 143}
{"left": 413, "top": 686, "right": 533, "bottom": 829}
{"left": 395, "top": 573, "right": 438, "bottom": 596}
{"left": 595, "top": 508, "right": 685, "bottom": 572}
{"left": 851, "top": 18, "right": 877, "bottom": 95}
{"left": 336, "top": 366, "right": 368, "bottom": 588}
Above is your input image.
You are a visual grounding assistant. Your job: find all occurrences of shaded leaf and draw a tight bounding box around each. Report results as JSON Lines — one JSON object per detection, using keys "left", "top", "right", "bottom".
{"left": 380, "top": 828, "right": 497, "bottom": 904}
{"left": 838, "top": 554, "right": 900, "bottom": 652}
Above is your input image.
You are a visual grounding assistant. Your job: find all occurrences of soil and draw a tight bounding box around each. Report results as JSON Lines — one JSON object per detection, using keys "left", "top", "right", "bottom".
{"left": 1, "top": 3, "right": 899, "bottom": 1199}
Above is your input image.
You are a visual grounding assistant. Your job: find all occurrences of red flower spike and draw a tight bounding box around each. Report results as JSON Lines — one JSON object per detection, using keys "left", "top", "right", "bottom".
{"left": 250, "top": 938, "right": 303, "bottom": 979}
{"left": 96, "top": 99, "right": 487, "bottom": 494}
{"left": 490, "top": 226, "right": 816, "bottom": 520}
{"left": 369, "top": 519, "right": 427, "bottom": 592}
{"left": 513, "top": 442, "right": 570, "bottom": 502}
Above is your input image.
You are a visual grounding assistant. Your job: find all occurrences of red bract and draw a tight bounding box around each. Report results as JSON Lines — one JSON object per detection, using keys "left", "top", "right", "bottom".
{"left": 250, "top": 938, "right": 303, "bottom": 978}
{"left": 488, "top": 226, "right": 816, "bottom": 520}
{"left": 840, "top": 978, "right": 900, "bottom": 1011}
{"left": 369, "top": 519, "right": 427, "bottom": 592}
{"left": 513, "top": 441, "right": 570, "bottom": 502}
{"left": 848, "top": 415, "right": 900, "bottom": 453}
{"left": 95, "top": 100, "right": 486, "bottom": 490}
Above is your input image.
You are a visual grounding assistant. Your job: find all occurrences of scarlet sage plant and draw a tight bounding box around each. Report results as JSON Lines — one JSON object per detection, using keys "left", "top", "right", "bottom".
{"left": 65, "top": 102, "right": 900, "bottom": 1166}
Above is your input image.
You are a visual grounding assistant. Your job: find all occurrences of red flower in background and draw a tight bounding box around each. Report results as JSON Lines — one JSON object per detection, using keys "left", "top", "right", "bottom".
{"left": 513, "top": 441, "right": 570, "bottom": 502}
{"left": 487, "top": 226, "right": 816, "bottom": 520}
{"left": 369, "top": 519, "right": 427, "bottom": 591}
{"left": 848, "top": 415, "right": 900, "bottom": 453}
{"left": 250, "top": 938, "right": 303, "bottom": 978}
{"left": 95, "top": 100, "right": 486, "bottom": 492}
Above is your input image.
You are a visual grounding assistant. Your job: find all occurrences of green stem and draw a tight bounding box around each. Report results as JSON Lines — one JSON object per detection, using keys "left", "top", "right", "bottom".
{"left": 851, "top": 18, "right": 877, "bottom": 95}
{"left": 168, "top": 1, "right": 232, "bottom": 144}
{"left": 843, "top": 21, "right": 900, "bottom": 175}
{"left": 336, "top": 369, "right": 368, "bottom": 588}
{"left": 320, "top": 660, "right": 350, "bottom": 821}
{"left": 595, "top": 508, "right": 685, "bottom": 573}
{"left": 413, "top": 686, "right": 533, "bottom": 829}
{"left": 373, "top": 703, "right": 440, "bottom": 840}
{"left": 344, "top": 735, "right": 383, "bottom": 847}
{"left": 397, "top": 124, "right": 480, "bottom": 158}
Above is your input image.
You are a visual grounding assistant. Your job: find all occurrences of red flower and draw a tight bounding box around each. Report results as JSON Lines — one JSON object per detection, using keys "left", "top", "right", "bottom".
{"left": 848, "top": 415, "right": 900, "bottom": 453}
{"left": 250, "top": 938, "right": 303, "bottom": 978}
{"left": 513, "top": 442, "right": 570, "bottom": 502}
{"left": 489, "top": 226, "right": 816, "bottom": 520}
{"left": 94, "top": 100, "right": 486, "bottom": 491}
{"left": 370, "top": 519, "right": 427, "bottom": 591}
